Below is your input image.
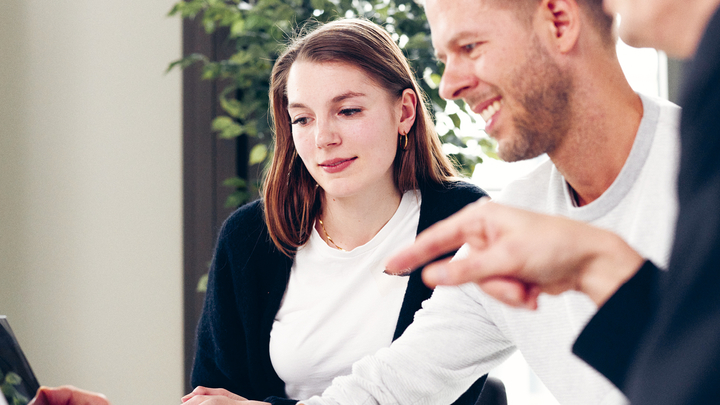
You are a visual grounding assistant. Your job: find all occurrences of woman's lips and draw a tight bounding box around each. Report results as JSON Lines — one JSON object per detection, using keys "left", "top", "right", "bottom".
{"left": 319, "top": 157, "right": 357, "bottom": 173}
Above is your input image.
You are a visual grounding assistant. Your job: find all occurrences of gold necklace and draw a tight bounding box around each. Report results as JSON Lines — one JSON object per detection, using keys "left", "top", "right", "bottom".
{"left": 317, "top": 218, "right": 345, "bottom": 251}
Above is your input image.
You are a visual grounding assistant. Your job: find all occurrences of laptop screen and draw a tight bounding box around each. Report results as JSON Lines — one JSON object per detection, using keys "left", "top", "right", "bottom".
{"left": 0, "top": 316, "right": 40, "bottom": 405}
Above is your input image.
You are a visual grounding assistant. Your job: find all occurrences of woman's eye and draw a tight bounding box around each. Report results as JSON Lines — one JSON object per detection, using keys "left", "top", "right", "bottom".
{"left": 340, "top": 108, "right": 362, "bottom": 117}
{"left": 291, "top": 117, "right": 309, "bottom": 126}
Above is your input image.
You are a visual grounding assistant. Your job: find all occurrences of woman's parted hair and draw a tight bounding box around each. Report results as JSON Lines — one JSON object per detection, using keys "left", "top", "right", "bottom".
{"left": 264, "top": 18, "right": 458, "bottom": 257}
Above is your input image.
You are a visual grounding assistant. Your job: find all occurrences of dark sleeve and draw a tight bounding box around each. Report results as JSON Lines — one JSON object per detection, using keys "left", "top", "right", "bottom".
{"left": 191, "top": 201, "right": 290, "bottom": 400}
{"left": 572, "top": 260, "right": 660, "bottom": 391}
{"left": 453, "top": 375, "right": 488, "bottom": 405}
{"left": 191, "top": 221, "right": 253, "bottom": 395}
{"left": 263, "top": 397, "right": 298, "bottom": 405}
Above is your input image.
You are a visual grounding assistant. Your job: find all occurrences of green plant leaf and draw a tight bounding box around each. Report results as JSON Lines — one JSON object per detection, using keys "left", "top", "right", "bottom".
{"left": 480, "top": 137, "right": 500, "bottom": 160}
{"left": 230, "top": 20, "right": 246, "bottom": 37}
{"left": 448, "top": 113, "right": 462, "bottom": 128}
{"left": 212, "top": 116, "right": 244, "bottom": 139}
{"left": 249, "top": 143, "right": 268, "bottom": 165}
{"left": 223, "top": 176, "right": 247, "bottom": 188}
{"left": 225, "top": 190, "right": 251, "bottom": 208}
{"left": 196, "top": 273, "right": 208, "bottom": 293}
{"left": 166, "top": 53, "right": 207, "bottom": 74}
{"left": 211, "top": 116, "right": 235, "bottom": 130}
{"left": 4, "top": 372, "right": 21, "bottom": 386}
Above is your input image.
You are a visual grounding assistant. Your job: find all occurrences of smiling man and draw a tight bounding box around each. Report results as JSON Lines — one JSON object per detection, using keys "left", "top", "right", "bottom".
{"left": 298, "top": 0, "right": 681, "bottom": 404}
{"left": 378, "top": 0, "right": 720, "bottom": 404}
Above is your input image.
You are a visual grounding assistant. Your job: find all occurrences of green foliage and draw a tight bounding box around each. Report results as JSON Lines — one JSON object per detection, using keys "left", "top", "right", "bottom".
{"left": 196, "top": 272, "right": 209, "bottom": 293}
{"left": 222, "top": 177, "right": 252, "bottom": 208}
{"left": 169, "top": 0, "right": 496, "bottom": 210}
{"left": 0, "top": 370, "right": 29, "bottom": 405}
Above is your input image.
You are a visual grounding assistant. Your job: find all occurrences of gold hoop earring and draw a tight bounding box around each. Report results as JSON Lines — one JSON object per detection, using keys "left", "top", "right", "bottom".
{"left": 399, "top": 131, "right": 409, "bottom": 151}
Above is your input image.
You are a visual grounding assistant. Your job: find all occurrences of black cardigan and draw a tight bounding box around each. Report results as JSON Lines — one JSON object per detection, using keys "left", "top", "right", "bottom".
{"left": 191, "top": 181, "right": 488, "bottom": 405}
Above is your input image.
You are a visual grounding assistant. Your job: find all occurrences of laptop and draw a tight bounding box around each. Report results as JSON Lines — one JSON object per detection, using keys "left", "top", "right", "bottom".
{"left": 0, "top": 316, "right": 40, "bottom": 405}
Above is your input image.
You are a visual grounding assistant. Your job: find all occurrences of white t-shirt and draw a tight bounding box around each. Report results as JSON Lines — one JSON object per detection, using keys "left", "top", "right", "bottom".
{"left": 300, "top": 94, "right": 681, "bottom": 405}
{"left": 269, "top": 190, "right": 421, "bottom": 399}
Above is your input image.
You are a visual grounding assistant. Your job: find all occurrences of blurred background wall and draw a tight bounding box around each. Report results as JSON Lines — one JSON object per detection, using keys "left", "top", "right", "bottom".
{"left": 0, "top": 1, "right": 183, "bottom": 403}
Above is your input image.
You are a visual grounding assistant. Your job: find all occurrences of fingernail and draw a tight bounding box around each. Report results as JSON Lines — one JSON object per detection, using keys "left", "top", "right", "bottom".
{"left": 384, "top": 267, "right": 413, "bottom": 276}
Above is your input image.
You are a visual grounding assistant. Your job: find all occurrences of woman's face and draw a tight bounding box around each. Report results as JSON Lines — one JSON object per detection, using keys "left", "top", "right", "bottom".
{"left": 286, "top": 60, "right": 415, "bottom": 200}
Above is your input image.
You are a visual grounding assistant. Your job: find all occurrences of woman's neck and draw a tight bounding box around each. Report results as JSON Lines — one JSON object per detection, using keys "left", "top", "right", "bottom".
{"left": 318, "top": 186, "right": 403, "bottom": 251}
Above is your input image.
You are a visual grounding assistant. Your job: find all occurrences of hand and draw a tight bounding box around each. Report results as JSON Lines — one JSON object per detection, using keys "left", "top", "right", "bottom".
{"left": 385, "top": 199, "right": 644, "bottom": 308}
{"left": 182, "top": 387, "right": 269, "bottom": 405}
{"left": 29, "top": 386, "right": 110, "bottom": 405}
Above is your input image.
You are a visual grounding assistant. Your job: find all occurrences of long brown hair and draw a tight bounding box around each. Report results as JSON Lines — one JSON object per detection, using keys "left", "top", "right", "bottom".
{"left": 264, "top": 18, "right": 457, "bottom": 257}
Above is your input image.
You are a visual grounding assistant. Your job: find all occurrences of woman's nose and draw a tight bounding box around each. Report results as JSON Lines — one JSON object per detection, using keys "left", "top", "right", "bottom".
{"left": 315, "top": 119, "right": 341, "bottom": 148}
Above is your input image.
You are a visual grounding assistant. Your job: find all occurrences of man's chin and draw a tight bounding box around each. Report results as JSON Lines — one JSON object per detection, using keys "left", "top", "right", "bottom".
{"left": 497, "top": 142, "right": 543, "bottom": 163}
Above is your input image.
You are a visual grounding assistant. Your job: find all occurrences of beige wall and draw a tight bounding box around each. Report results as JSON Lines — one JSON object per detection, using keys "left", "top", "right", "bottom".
{"left": 0, "top": 1, "right": 183, "bottom": 403}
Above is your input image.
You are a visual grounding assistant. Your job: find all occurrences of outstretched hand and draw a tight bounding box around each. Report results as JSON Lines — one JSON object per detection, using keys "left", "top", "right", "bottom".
{"left": 29, "top": 386, "right": 110, "bottom": 405}
{"left": 182, "top": 387, "right": 269, "bottom": 405}
{"left": 385, "top": 199, "right": 644, "bottom": 308}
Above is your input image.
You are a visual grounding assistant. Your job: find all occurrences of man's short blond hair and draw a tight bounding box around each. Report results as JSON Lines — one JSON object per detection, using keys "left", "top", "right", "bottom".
{"left": 422, "top": 0, "right": 615, "bottom": 46}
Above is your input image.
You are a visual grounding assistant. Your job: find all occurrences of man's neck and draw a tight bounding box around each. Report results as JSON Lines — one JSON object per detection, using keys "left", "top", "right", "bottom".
{"left": 548, "top": 61, "right": 644, "bottom": 207}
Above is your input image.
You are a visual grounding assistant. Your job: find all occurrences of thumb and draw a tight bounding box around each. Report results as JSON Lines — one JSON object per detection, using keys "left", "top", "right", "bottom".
{"left": 479, "top": 278, "right": 540, "bottom": 310}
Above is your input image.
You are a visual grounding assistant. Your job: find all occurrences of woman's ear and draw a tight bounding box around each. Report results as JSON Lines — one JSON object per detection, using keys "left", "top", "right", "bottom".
{"left": 537, "top": 0, "right": 581, "bottom": 54}
{"left": 398, "top": 88, "right": 418, "bottom": 134}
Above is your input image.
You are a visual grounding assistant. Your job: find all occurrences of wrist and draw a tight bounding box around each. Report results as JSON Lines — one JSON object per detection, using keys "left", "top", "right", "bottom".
{"left": 577, "top": 229, "right": 645, "bottom": 306}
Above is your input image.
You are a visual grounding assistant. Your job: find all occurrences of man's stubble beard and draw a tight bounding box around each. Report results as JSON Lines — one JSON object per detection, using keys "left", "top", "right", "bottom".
{"left": 498, "top": 35, "right": 574, "bottom": 163}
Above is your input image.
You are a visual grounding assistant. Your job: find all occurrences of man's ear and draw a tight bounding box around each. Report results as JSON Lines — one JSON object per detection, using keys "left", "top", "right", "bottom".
{"left": 536, "top": 0, "right": 581, "bottom": 53}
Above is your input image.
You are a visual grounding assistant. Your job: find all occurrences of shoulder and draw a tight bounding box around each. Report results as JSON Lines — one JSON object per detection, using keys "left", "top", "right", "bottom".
{"left": 495, "top": 159, "right": 555, "bottom": 208}
{"left": 417, "top": 181, "right": 488, "bottom": 229}
{"left": 640, "top": 93, "right": 681, "bottom": 129}
{"left": 637, "top": 94, "right": 681, "bottom": 155}
{"left": 213, "top": 199, "right": 289, "bottom": 280}
{"left": 655, "top": 99, "right": 682, "bottom": 142}
{"left": 421, "top": 180, "right": 488, "bottom": 207}
{"left": 217, "top": 199, "right": 267, "bottom": 245}
{"left": 634, "top": 94, "right": 681, "bottom": 182}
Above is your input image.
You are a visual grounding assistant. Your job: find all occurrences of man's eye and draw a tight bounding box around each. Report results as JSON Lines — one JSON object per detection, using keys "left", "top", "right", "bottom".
{"left": 340, "top": 108, "right": 362, "bottom": 116}
{"left": 463, "top": 43, "right": 478, "bottom": 52}
{"left": 291, "top": 117, "right": 308, "bottom": 125}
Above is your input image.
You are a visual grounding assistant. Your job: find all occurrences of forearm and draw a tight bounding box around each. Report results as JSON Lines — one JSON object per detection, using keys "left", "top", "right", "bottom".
{"left": 301, "top": 285, "right": 511, "bottom": 405}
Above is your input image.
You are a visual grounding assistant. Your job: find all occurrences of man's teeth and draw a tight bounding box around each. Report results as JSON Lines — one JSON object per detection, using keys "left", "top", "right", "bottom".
{"left": 480, "top": 100, "right": 501, "bottom": 122}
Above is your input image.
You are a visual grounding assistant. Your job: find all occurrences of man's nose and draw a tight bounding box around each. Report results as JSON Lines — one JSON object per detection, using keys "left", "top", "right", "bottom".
{"left": 439, "top": 57, "right": 478, "bottom": 101}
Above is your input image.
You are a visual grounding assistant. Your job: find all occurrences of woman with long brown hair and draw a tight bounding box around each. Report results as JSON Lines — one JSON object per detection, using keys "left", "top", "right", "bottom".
{"left": 184, "top": 18, "right": 487, "bottom": 405}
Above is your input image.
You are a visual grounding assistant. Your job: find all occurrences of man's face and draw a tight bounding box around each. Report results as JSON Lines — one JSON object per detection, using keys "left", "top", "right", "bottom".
{"left": 426, "top": 0, "right": 572, "bottom": 162}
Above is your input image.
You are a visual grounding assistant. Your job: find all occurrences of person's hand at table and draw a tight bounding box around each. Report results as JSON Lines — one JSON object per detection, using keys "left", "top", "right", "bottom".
{"left": 182, "top": 387, "right": 269, "bottom": 405}
{"left": 29, "top": 386, "right": 110, "bottom": 405}
{"left": 385, "top": 199, "right": 645, "bottom": 309}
